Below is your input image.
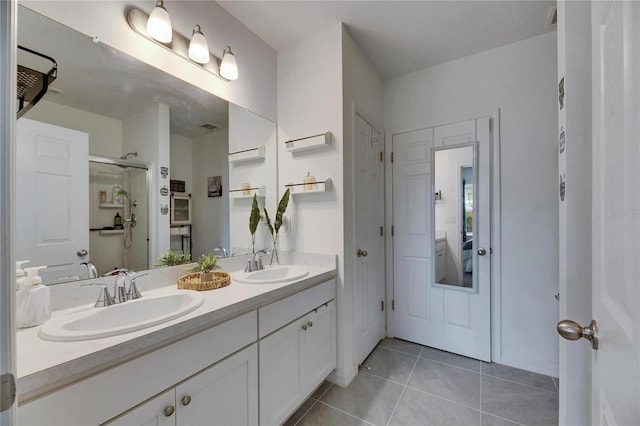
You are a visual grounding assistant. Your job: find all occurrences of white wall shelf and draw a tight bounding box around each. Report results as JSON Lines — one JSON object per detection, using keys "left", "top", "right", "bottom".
{"left": 98, "top": 229, "right": 124, "bottom": 235}
{"left": 229, "top": 185, "right": 266, "bottom": 199}
{"left": 99, "top": 203, "right": 124, "bottom": 209}
{"left": 284, "top": 132, "right": 331, "bottom": 153}
{"left": 228, "top": 146, "right": 266, "bottom": 163}
{"left": 285, "top": 179, "right": 331, "bottom": 195}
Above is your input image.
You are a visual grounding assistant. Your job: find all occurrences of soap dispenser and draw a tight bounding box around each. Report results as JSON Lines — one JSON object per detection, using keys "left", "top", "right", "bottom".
{"left": 16, "top": 260, "right": 29, "bottom": 291}
{"left": 303, "top": 172, "right": 316, "bottom": 191}
{"left": 16, "top": 266, "right": 51, "bottom": 328}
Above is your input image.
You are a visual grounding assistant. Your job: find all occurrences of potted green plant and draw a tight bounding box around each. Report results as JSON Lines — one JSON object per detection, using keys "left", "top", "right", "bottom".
{"left": 154, "top": 250, "right": 191, "bottom": 267}
{"left": 190, "top": 253, "right": 221, "bottom": 282}
{"left": 264, "top": 188, "right": 290, "bottom": 265}
{"left": 249, "top": 194, "right": 261, "bottom": 254}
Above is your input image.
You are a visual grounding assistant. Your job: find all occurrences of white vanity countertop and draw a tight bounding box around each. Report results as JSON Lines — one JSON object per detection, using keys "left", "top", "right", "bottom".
{"left": 17, "top": 254, "right": 336, "bottom": 403}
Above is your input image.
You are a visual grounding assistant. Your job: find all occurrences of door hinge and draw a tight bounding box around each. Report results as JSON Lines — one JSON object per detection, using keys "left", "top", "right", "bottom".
{"left": 379, "top": 151, "right": 383, "bottom": 162}
{"left": 392, "top": 299, "right": 395, "bottom": 310}
{"left": 391, "top": 152, "right": 394, "bottom": 163}
{"left": 380, "top": 226, "right": 383, "bottom": 236}
{"left": 391, "top": 225, "right": 394, "bottom": 236}
{"left": 381, "top": 301, "right": 384, "bottom": 312}
{"left": 1, "top": 373, "right": 16, "bottom": 412}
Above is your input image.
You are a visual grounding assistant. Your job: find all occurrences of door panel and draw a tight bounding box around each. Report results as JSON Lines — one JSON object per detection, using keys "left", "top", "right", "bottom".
{"left": 591, "top": 1, "right": 640, "bottom": 424}
{"left": 354, "top": 114, "right": 384, "bottom": 363}
{"left": 393, "top": 119, "right": 491, "bottom": 361}
{"left": 16, "top": 119, "right": 88, "bottom": 284}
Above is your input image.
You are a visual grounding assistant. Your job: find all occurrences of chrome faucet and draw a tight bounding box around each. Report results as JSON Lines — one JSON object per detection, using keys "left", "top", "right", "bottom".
{"left": 113, "top": 270, "right": 129, "bottom": 304}
{"left": 127, "top": 273, "right": 148, "bottom": 301}
{"left": 81, "top": 261, "right": 99, "bottom": 279}
{"left": 245, "top": 250, "right": 268, "bottom": 272}
{"left": 212, "top": 246, "right": 229, "bottom": 258}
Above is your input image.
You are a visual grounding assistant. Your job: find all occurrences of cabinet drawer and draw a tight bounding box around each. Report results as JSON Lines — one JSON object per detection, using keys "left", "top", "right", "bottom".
{"left": 258, "top": 279, "right": 335, "bottom": 338}
{"left": 435, "top": 239, "right": 446, "bottom": 252}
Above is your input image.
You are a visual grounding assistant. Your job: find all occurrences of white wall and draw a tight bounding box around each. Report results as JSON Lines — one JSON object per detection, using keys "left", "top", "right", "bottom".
{"left": 384, "top": 32, "right": 559, "bottom": 376}
{"left": 170, "top": 134, "right": 194, "bottom": 194}
{"left": 123, "top": 103, "right": 171, "bottom": 267}
{"left": 277, "top": 23, "right": 350, "bottom": 383}
{"left": 557, "top": 1, "right": 592, "bottom": 423}
{"left": 22, "top": 0, "right": 277, "bottom": 122}
{"left": 228, "top": 104, "right": 277, "bottom": 254}
{"left": 23, "top": 100, "right": 123, "bottom": 157}
{"left": 192, "top": 129, "right": 230, "bottom": 258}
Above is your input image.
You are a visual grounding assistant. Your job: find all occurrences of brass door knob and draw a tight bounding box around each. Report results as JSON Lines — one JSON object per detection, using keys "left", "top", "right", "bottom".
{"left": 557, "top": 319, "right": 598, "bottom": 350}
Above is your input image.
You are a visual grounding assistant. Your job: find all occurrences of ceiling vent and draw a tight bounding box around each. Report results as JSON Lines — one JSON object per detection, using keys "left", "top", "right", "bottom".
{"left": 17, "top": 46, "right": 57, "bottom": 119}
{"left": 200, "top": 123, "right": 218, "bottom": 130}
{"left": 545, "top": 5, "right": 558, "bottom": 29}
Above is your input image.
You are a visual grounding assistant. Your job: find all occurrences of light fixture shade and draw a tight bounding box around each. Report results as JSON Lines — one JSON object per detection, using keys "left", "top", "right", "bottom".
{"left": 188, "top": 25, "right": 210, "bottom": 64}
{"left": 220, "top": 46, "right": 238, "bottom": 80}
{"left": 146, "top": 0, "right": 172, "bottom": 43}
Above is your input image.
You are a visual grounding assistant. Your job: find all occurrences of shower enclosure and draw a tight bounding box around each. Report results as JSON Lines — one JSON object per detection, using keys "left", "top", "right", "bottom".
{"left": 89, "top": 156, "right": 149, "bottom": 275}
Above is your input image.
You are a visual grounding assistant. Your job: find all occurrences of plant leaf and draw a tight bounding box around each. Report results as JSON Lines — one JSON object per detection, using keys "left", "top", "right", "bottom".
{"left": 249, "top": 194, "right": 261, "bottom": 236}
{"left": 274, "top": 188, "right": 290, "bottom": 234}
{"left": 263, "top": 207, "right": 274, "bottom": 236}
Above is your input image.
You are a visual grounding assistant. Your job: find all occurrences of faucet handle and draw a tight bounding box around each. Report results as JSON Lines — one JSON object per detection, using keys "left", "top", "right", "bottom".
{"left": 113, "top": 271, "right": 130, "bottom": 304}
{"left": 127, "top": 273, "right": 148, "bottom": 301}
{"left": 81, "top": 283, "right": 115, "bottom": 307}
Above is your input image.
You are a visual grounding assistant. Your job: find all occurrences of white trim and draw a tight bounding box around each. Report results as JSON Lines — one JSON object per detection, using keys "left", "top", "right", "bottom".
{"left": 385, "top": 130, "right": 394, "bottom": 336}
{"left": 499, "top": 356, "right": 559, "bottom": 378}
{"left": 490, "top": 109, "right": 503, "bottom": 365}
{"left": 1, "top": 0, "right": 17, "bottom": 421}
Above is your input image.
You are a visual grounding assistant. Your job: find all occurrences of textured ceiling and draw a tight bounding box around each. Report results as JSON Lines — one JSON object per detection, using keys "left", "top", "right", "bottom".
{"left": 218, "top": 0, "right": 556, "bottom": 80}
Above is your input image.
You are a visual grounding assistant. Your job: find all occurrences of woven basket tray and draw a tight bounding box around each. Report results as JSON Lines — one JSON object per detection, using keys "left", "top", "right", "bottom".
{"left": 177, "top": 271, "right": 231, "bottom": 291}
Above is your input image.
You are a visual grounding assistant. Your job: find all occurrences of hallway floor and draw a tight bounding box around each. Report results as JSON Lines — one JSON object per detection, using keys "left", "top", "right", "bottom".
{"left": 285, "top": 338, "right": 559, "bottom": 426}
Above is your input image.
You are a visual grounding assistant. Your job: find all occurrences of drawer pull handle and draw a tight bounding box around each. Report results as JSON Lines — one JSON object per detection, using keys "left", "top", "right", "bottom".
{"left": 307, "top": 321, "right": 313, "bottom": 327}
{"left": 182, "top": 395, "right": 192, "bottom": 406}
{"left": 302, "top": 324, "right": 308, "bottom": 331}
{"left": 164, "top": 406, "right": 175, "bottom": 417}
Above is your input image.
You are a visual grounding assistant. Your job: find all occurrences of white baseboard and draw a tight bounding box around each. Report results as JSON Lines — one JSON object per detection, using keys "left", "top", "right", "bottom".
{"left": 498, "top": 356, "right": 559, "bottom": 378}
{"left": 326, "top": 365, "right": 357, "bottom": 387}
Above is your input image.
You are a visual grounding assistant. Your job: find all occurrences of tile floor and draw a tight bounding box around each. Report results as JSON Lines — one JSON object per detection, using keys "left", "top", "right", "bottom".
{"left": 285, "top": 338, "right": 559, "bottom": 426}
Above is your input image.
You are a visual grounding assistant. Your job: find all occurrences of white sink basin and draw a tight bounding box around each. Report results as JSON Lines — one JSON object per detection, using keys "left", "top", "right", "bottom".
{"left": 39, "top": 292, "right": 204, "bottom": 342}
{"left": 234, "top": 265, "right": 308, "bottom": 284}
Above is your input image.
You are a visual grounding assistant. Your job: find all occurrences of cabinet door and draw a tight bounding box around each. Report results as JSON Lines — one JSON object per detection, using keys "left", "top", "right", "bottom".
{"left": 176, "top": 344, "right": 257, "bottom": 426}
{"left": 305, "top": 300, "right": 336, "bottom": 392}
{"left": 259, "top": 318, "right": 306, "bottom": 426}
{"left": 107, "top": 389, "right": 176, "bottom": 426}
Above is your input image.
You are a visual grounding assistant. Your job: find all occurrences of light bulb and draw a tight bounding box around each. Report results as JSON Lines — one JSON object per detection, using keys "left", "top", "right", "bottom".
{"left": 188, "top": 25, "right": 210, "bottom": 64}
{"left": 220, "top": 46, "right": 238, "bottom": 81}
{"left": 146, "top": 0, "right": 172, "bottom": 43}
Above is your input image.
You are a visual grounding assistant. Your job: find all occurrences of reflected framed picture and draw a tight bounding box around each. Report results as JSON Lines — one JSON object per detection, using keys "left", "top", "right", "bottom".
{"left": 208, "top": 176, "right": 222, "bottom": 197}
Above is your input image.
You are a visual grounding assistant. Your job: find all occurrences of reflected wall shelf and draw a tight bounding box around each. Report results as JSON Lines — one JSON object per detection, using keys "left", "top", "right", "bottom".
{"left": 97, "top": 229, "right": 124, "bottom": 235}
{"left": 228, "top": 146, "right": 266, "bottom": 163}
{"left": 99, "top": 203, "right": 124, "bottom": 209}
{"left": 229, "top": 185, "right": 266, "bottom": 199}
{"left": 284, "top": 132, "right": 331, "bottom": 153}
{"left": 285, "top": 179, "right": 331, "bottom": 195}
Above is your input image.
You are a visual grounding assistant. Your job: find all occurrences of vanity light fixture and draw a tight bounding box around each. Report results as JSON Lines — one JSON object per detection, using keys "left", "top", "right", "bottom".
{"left": 188, "top": 25, "right": 210, "bottom": 64}
{"left": 220, "top": 46, "right": 238, "bottom": 81}
{"left": 127, "top": 7, "right": 238, "bottom": 82}
{"left": 146, "top": 0, "right": 172, "bottom": 43}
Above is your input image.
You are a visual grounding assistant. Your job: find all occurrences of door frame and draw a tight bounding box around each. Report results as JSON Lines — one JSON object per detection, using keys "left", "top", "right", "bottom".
{"left": 0, "top": 0, "right": 17, "bottom": 422}
{"left": 384, "top": 110, "right": 503, "bottom": 363}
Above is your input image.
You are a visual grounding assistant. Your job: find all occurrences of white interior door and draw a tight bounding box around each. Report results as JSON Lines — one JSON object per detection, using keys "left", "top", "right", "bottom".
{"left": 354, "top": 113, "right": 385, "bottom": 363}
{"left": 393, "top": 118, "right": 491, "bottom": 361}
{"left": 16, "top": 118, "right": 89, "bottom": 284}
{"left": 589, "top": 1, "right": 640, "bottom": 424}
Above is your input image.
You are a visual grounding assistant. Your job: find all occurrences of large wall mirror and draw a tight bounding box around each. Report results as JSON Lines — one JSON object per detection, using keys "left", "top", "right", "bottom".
{"left": 433, "top": 143, "right": 477, "bottom": 289}
{"left": 16, "top": 6, "right": 277, "bottom": 285}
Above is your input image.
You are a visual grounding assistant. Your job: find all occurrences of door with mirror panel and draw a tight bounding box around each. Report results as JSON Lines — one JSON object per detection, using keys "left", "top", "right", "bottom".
{"left": 393, "top": 118, "right": 491, "bottom": 361}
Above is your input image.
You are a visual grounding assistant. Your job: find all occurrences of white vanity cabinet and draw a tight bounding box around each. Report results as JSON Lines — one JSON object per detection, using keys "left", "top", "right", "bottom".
{"left": 258, "top": 280, "right": 336, "bottom": 426}
{"left": 435, "top": 239, "right": 447, "bottom": 282}
{"left": 108, "top": 345, "right": 258, "bottom": 426}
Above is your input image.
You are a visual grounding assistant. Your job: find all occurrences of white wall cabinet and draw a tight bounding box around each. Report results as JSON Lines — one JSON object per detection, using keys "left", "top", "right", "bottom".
{"left": 107, "top": 344, "right": 257, "bottom": 426}
{"left": 259, "top": 300, "right": 336, "bottom": 426}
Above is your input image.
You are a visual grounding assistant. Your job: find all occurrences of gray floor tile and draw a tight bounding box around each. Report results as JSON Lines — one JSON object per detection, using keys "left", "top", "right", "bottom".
{"left": 284, "top": 398, "right": 317, "bottom": 426}
{"left": 321, "top": 372, "right": 403, "bottom": 425}
{"left": 481, "top": 363, "right": 557, "bottom": 393}
{"left": 420, "top": 346, "right": 482, "bottom": 372}
{"left": 482, "top": 375, "right": 559, "bottom": 426}
{"left": 378, "top": 337, "right": 423, "bottom": 355}
{"left": 311, "top": 380, "right": 332, "bottom": 400}
{"left": 481, "top": 413, "right": 524, "bottom": 426}
{"left": 389, "top": 388, "right": 480, "bottom": 426}
{"left": 296, "top": 402, "right": 372, "bottom": 426}
{"left": 408, "top": 357, "right": 481, "bottom": 408}
{"left": 361, "top": 346, "right": 417, "bottom": 384}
